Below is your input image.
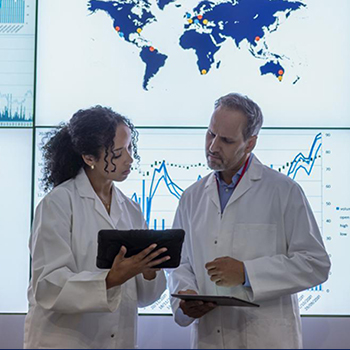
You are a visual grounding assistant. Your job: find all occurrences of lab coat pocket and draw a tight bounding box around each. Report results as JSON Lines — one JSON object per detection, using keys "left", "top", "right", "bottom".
{"left": 234, "top": 224, "right": 277, "bottom": 260}
{"left": 247, "top": 318, "right": 299, "bottom": 349}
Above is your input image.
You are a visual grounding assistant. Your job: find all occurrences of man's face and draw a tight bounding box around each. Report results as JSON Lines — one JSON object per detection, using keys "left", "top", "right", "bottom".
{"left": 205, "top": 106, "right": 256, "bottom": 175}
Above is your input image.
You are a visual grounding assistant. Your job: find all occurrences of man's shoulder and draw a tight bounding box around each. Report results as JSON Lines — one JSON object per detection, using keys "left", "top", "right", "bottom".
{"left": 260, "top": 162, "right": 300, "bottom": 191}
{"left": 181, "top": 173, "right": 212, "bottom": 198}
{"left": 263, "top": 164, "right": 295, "bottom": 181}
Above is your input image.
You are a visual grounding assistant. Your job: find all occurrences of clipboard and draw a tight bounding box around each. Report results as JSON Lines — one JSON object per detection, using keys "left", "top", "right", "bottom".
{"left": 171, "top": 293, "right": 259, "bottom": 307}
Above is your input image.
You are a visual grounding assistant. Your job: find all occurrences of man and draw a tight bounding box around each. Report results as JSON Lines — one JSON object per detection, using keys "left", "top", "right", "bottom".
{"left": 168, "top": 93, "right": 331, "bottom": 349}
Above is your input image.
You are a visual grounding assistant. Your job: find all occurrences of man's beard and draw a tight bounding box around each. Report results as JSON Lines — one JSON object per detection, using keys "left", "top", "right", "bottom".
{"left": 206, "top": 152, "right": 225, "bottom": 171}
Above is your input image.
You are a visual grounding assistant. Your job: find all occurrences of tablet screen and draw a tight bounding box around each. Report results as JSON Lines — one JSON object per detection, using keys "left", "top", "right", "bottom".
{"left": 97, "top": 229, "right": 185, "bottom": 269}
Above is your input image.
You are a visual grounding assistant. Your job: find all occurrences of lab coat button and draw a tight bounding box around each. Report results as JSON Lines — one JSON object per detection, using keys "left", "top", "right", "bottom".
{"left": 214, "top": 240, "right": 217, "bottom": 244}
{"left": 217, "top": 329, "right": 221, "bottom": 333}
{"left": 111, "top": 334, "right": 115, "bottom": 338}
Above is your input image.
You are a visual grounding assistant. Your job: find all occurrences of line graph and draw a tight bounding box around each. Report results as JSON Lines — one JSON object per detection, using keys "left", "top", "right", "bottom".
{"left": 287, "top": 133, "right": 322, "bottom": 179}
{"left": 118, "top": 130, "right": 323, "bottom": 231}
{"left": 116, "top": 129, "right": 327, "bottom": 315}
{"left": 254, "top": 131, "right": 323, "bottom": 222}
{"left": 35, "top": 128, "right": 350, "bottom": 316}
{"left": 130, "top": 160, "right": 210, "bottom": 228}
{"left": 131, "top": 162, "right": 182, "bottom": 228}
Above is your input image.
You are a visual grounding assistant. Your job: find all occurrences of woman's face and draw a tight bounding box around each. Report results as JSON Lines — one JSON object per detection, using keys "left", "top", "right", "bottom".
{"left": 94, "top": 123, "right": 134, "bottom": 182}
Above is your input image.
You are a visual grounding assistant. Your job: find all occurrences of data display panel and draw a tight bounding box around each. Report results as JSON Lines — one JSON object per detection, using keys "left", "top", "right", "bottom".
{"left": 0, "top": 128, "right": 32, "bottom": 313}
{"left": 0, "top": 0, "right": 36, "bottom": 127}
{"left": 35, "top": 0, "right": 350, "bottom": 127}
{"left": 33, "top": 128, "right": 350, "bottom": 315}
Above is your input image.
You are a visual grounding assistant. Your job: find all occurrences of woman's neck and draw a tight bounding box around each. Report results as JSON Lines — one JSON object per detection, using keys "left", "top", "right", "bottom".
{"left": 85, "top": 168, "right": 113, "bottom": 199}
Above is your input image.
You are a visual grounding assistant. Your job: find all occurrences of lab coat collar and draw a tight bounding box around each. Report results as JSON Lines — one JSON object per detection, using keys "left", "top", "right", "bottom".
{"left": 75, "top": 169, "right": 97, "bottom": 199}
{"left": 74, "top": 169, "right": 125, "bottom": 228}
{"left": 204, "top": 154, "right": 263, "bottom": 210}
{"left": 74, "top": 169, "right": 125, "bottom": 203}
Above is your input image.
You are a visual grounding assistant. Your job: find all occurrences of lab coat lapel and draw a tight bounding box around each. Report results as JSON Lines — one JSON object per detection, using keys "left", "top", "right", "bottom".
{"left": 75, "top": 169, "right": 115, "bottom": 228}
{"left": 225, "top": 155, "right": 263, "bottom": 209}
{"left": 205, "top": 173, "right": 221, "bottom": 211}
{"left": 109, "top": 186, "right": 124, "bottom": 228}
{"left": 93, "top": 197, "right": 115, "bottom": 228}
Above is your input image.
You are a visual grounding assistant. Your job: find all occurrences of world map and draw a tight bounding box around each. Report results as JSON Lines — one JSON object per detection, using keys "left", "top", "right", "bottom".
{"left": 88, "top": 0, "right": 306, "bottom": 90}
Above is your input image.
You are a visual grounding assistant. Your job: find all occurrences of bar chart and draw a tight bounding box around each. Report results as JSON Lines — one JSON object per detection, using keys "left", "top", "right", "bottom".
{"left": 0, "top": 0, "right": 25, "bottom": 24}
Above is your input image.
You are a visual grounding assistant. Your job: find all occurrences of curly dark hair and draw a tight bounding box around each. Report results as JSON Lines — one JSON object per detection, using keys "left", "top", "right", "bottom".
{"left": 41, "top": 106, "right": 140, "bottom": 192}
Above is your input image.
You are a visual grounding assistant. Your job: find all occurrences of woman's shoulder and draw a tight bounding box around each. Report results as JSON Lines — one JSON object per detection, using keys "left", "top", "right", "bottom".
{"left": 39, "top": 178, "right": 76, "bottom": 208}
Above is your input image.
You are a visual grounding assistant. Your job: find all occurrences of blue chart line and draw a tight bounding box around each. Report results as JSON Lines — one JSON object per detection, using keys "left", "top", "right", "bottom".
{"left": 131, "top": 161, "right": 184, "bottom": 228}
{"left": 0, "top": 0, "right": 25, "bottom": 24}
{"left": 287, "top": 133, "right": 322, "bottom": 179}
{"left": 0, "top": 91, "right": 33, "bottom": 123}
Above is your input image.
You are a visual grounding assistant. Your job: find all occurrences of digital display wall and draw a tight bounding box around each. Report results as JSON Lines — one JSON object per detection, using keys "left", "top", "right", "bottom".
{"left": 34, "top": 0, "right": 350, "bottom": 127}
{"left": 1, "top": 0, "right": 349, "bottom": 315}
{"left": 0, "top": 0, "right": 36, "bottom": 312}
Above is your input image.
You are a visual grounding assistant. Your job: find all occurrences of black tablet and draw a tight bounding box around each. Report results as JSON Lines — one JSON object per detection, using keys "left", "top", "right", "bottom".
{"left": 96, "top": 229, "right": 185, "bottom": 269}
{"left": 171, "top": 294, "right": 259, "bottom": 307}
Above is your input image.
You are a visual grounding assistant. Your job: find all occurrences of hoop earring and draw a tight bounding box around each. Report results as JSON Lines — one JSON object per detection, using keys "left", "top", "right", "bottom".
{"left": 91, "top": 165, "right": 95, "bottom": 170}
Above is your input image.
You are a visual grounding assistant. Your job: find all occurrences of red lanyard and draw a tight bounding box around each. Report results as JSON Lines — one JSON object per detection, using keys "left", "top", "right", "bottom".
{"left": 215, "top": 155, "right": 250, "bottom": 192}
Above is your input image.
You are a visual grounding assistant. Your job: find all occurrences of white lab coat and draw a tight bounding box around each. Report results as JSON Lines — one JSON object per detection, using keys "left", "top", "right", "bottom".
{"left": 168, "top": 155, "right": 330, "bottom": 349}
{"left": 24, "top": 169, "right": 166, "bottom": 349}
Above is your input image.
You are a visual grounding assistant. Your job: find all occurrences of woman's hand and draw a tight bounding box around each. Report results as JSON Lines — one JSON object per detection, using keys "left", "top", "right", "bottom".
{"left": 106, "top": 244, "right": 170, "bottom": 289}
{"left": 142, "top": 267, "right": 161, "bottom": 281}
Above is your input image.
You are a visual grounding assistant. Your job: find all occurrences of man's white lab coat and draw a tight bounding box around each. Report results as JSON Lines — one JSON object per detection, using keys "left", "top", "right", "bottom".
{"left": 168, "top": 155, "right": 330, "bottom": 349}
{"left": 24, "top": 169, "right": 166, "bottom": 349}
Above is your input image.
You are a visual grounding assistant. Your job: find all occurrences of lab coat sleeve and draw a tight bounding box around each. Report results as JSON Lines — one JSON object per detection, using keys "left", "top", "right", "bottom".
{"left": 244, "top": 183, "right": 331, "bottom": 302}
{"left": 132, "top": 213, "right": 167, "bottom": 308}
{"left": 30, "top": 189, "right": 121, "bottom": 314}
{"left": 135, "top": 271, "right": 167, "bottom": 308}
{"left": 167, "top": 197, "right": 198, "bottom": 326}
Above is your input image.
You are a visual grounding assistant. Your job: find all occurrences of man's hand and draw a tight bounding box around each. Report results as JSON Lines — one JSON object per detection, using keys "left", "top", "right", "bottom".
{"left": 205, "top": 257, "right": 245, "bottom": 287}
{"left": 178, "top": 290, "right": 216, "bottom": 319}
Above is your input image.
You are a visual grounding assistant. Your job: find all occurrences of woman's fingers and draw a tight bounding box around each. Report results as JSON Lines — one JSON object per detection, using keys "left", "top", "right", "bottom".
{"left": 147, "top": 255, "right": 171, "bottom": 268}
{"left": 143, "top": 247, "right": 168, "bottom": 263}
{"left": 135, "top": 244, "right": 158, "bottom": 261}
{"left": 125, "top": 245, "right": 170, "bottom": 269}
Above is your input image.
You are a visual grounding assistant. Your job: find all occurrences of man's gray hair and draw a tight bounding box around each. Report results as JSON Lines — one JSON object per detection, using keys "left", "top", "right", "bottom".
{"left": 214, "top": 93, "right": 263, "bottom": 140}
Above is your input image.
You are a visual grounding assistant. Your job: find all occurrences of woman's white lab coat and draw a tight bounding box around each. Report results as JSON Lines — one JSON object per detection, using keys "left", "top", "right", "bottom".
{"left": 24, "top": 169, "right": 166, "bottom": 349}
{"left": 168, "top": 155, "right": 330, "bottom": 349}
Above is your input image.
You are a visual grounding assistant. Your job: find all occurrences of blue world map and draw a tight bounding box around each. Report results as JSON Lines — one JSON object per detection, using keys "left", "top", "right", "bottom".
{"left": 88, "top": 0, "right": 306, "bottom": 90}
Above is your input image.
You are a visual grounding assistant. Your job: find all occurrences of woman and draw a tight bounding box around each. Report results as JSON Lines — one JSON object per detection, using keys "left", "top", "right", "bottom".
{"left": 24, "top": 106, "right": 169, "bottom": 349}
